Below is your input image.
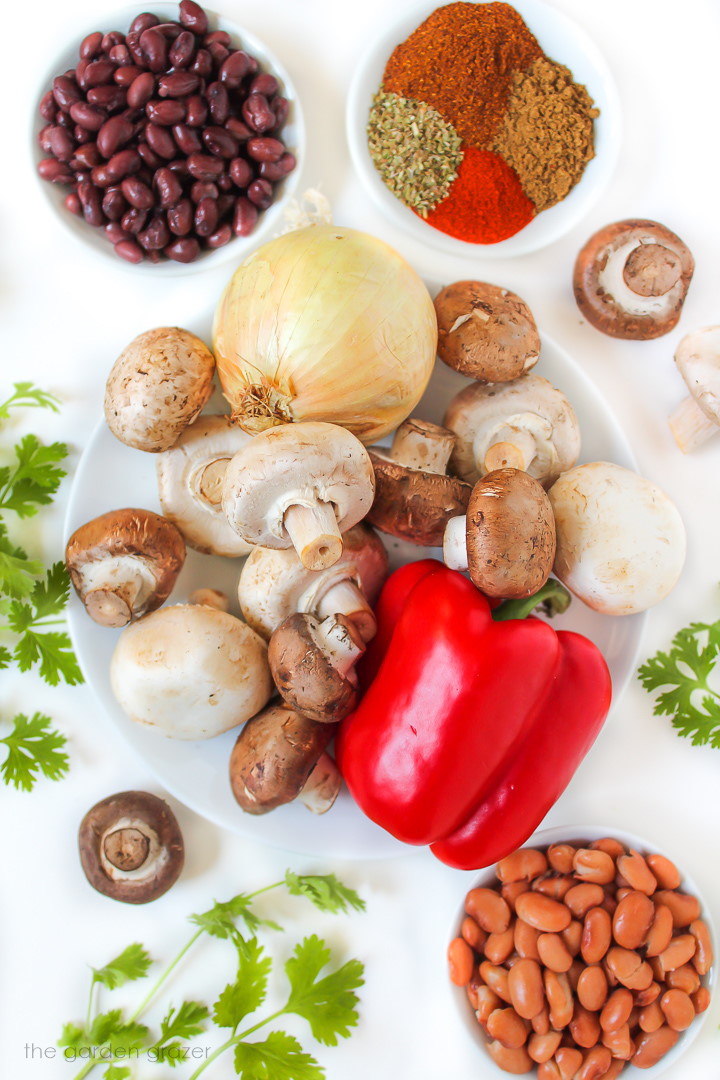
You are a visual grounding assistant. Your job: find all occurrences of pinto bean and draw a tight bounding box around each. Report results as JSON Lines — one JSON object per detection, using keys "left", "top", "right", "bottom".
{"left": 497, "top": 849, "right": 548, "bottom": 883}
{"left": 514, "top": 919, "right": 541, "bottom": 960}
{"left": 460, "top": 915, "right": 487, "bottom": 953}
{"left": 577, "top": 965, "right": 608, "bottom": 1012}
{"left": 487, "top": 1007, "right": 529, "bottom": 1049}
{"left": 568, "top": 1002, "right": 601, "bottom": 1049}
{"left": 645, "top": 904, "right": 674, "bottom": 957}
{"left": 660, "top": 988, "right": 695, "bottom": 1031}
{"left": 447, "top": 937, "right": 474, "bottom": 986}
{"left": 554, "top": 1047, "right": 583, "bottom": 1079}
{"left": 689, "top": 918, "right": 714, "bottom": 975}
{"left": 601, "top": 1022, "right": 634, "bottom": 1059}
{"left": 527, "top": 1030, "right": 562, "bottom": 1063}
{"left": 573, "top": 849, "right": 616, "bottom": 885}
{"left": 617, "top": 850, "right": 657, "bottom": 895}
{"left": 581, "top": 908, "right": 612, "bottom": 964}
{"left": 631, "top": 1025, "right": 680, "bottom": 1068}
{"left": 657, "top": 934, "right": 697, "bottom": 973}
{"left": 600, "top": 987, "right": 634, "bottom": 1032}
{"left": 514, "top": 893, "right": 571, "bottom": 934}
{"left": 638, "top": 999, "right": 665, "bottom": 1033}
{"left": 654, "top": 890, "right": 701, "bottom": 928}
{"left": 665, "top": 962, "right": 700, "bottom": 995}
{"left": 508, "top": 958, "right": 545, "bottom": 1020}
{"left": 565, "top": 884, "right": 605, "bottom": 919}
{"left": 612, "top": 890, "right": 655, "bottom": 950}
{"left": 537, "top": 933, "right": 573, "bottom": 973}
{"left": 646, "top": 853, "right": 681, "bottom": 890}
{"left": 485, "top": 1040, "right": 534, "bottom": 1074}
{"left": 475, "top": 985, "right": 501, "bottom": 1028}
{"left": 605, "top": 947, "right": 653, "bottom": 990}
{"left": 479, "top": 961, "right": 512, "bottom": 1004}
{"left": 465, "top": 888, "right": 511, "bottom": 934}
{"left": 544, "top": 969, "right": 574, "bottom": 1030}
{"left": 485, "top": 926, "right": 516, "bottom": 965}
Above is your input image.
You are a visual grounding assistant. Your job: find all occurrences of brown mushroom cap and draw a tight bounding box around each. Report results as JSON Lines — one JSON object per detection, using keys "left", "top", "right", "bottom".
{"left": 78, "top": 791, "right": 184, "bottom": 904}
{"left": 465, "top": 468, "right": 556, "bottom": 598}
{"left": 268, "top": 613, "right": 365, "bottom": 723}
{"left": 229, "top": 703, "right": 336, "bottom": 814}
{"left": 434, "top": 281, "right": 540, "bottom": 382}
{"left": 65, "top": 508, "right": 186, "bottom": 627}
{"left": 573, "top": 219, "right": 694, "bottom": 340}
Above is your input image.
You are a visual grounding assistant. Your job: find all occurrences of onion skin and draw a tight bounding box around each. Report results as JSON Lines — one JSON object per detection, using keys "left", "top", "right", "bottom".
{"left": 212, "top": 225, "right": 438, "bottom": 443}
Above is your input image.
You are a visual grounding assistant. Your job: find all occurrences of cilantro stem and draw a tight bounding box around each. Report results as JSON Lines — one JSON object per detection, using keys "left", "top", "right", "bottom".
{"left": 186, "top": 1007, "right": 288, "bottom": 1080}
{"left": 128, "top": 927, "right": 204, "bottom": 1022}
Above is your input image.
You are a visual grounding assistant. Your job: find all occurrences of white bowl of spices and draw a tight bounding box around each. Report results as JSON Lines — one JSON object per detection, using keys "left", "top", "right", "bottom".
{"left": 347, "top": 0, "right": 621, "bottom": 258}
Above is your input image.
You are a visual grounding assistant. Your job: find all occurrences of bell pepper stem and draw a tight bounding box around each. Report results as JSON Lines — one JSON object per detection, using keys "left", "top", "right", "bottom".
{"left": 492, "top": 579, "right": 571, "bottom": 622}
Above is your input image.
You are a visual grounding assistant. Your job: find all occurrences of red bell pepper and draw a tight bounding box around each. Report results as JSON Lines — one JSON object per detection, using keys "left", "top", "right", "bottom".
{"left": 334, "top": 561, "right": 612, "bottom": 869}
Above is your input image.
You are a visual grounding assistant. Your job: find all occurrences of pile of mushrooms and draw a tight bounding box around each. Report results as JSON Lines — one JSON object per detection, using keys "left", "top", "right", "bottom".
{"left": 68, "top": 296, "right": 688, "bottom": 829}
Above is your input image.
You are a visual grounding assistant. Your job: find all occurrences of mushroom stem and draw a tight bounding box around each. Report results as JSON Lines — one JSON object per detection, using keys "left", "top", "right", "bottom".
{"left": 188, "top": 588, "right": 230, "bottom": 611}
{"left": 668, "top": 395, "right": 719, "bottom": 453}
{"left": 283, "top": 501, "right": 343, "bottom": 571}
{"left": 483, "top": 439, "right": 529, "bottom": 472}
{"left": 443, "top": 515, "right": 468, "bottom": 571}
{"left": 83, "top": 559, "right": 156, "bottom": 628}
{"left": 298, "top": 752, "right": 342, "bottom": 813}
{"left": 315, "top": 579, "right": 377, "bottom": 642}
{"left": 196, "top": 457, "right": 230, "bottom": 504}
{"left": 314, "top": 615, "right": 365, "bottom": 681}
{"left": 389, "top": 418, "right": 456, "bottom": 474}
{"left": 476, "top": 413, "right": 557, "bottom": 477}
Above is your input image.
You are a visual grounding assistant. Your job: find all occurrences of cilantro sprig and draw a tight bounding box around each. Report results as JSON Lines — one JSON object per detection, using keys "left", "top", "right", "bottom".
{"left": 59, "top": 872, "right": 365, "bottom": 1080}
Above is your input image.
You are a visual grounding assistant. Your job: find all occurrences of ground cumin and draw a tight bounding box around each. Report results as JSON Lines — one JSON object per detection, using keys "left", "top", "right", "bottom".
{"left": 382, "top": 1, "right": 542, "bottom": 147}
{"left": 492, "top": 56, "right": 600, "bottom": 212}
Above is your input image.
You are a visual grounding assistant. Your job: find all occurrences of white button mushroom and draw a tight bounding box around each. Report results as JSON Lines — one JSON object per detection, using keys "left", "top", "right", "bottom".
{"left": 65, "top": 508, "right": 186, "bottom": 628}
{"left": 668, "top": 326, "right": 720, "bottom": 453}
{"left": 156, "top": 414, "right": 253, "bottom": 556}
{"left": 222, "top": 421, "right": 376, "bottom": 571}
{"left": 110, "top": 604, "right": 273, "bottom": 739}
{"left": 548, "top": 462, "right": 686, "bottom": 616}
{"left": 237, "top": 523, "right": 388, "bottom": 643}
{"left": 443, "top": 374, "right": 581, "bottom": 489}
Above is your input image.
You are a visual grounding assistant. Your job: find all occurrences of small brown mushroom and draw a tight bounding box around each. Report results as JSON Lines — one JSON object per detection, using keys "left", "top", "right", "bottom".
{"left": 366, "top": 418, "right": 472, "bottom": 545}
{"left": 668, "top": 326, "right": 720, "bottom": 452}
{"left": 65, "top": 508, "right": 186, "bottom": 627}
{"left": 229, "top": 703, "right": 341, "bottom": 815}
{"left": 573, "top": 220, "right": 694, "bottom": 339}
{"left": 78, "top": 790, "right": 184, "bottom": 903}
{"left": 269, "top": 613, "right": 366, "bottom": 723}
{"left": 434, "top": 281, "right": 540, "bottom": 382}
{"left": 443, "top": 468, "right": 556, "bottom": 599}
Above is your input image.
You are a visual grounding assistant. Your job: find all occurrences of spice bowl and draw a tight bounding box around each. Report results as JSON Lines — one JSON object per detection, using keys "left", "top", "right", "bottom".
{"left": 347, "top": 0, "right": 621, "bottom": 258}
{"left": 31, "top": 1, "right": 304, "bottom": 274}
{"left": 447, "top": 824, "right": 716, "bottom": 1078}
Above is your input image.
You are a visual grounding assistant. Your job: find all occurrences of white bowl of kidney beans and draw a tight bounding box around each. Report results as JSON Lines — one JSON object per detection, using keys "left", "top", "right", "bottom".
{"left": 447, "top": 826, "right": 716, "bottom": 1078}
{"left": 33, "top": 1, "right": 303, "bottom": 269}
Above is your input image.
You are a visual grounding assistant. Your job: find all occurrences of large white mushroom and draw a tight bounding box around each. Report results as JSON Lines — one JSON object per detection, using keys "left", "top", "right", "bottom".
{"left": 548, "top": 462, "right": 686, "bottom": 615}
{"left": 110, "top": 604, "right": 273, "bottom": 739}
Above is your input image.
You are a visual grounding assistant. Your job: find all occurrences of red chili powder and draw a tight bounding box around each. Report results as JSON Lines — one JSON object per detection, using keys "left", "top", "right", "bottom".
{"left": 422, "top": 146, "right": 535, "bottom": 243}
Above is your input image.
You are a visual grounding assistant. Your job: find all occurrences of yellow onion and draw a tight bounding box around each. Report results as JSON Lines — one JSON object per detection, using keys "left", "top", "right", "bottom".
{"left": 212, "top": 225, "right": 438, "bottom": 443}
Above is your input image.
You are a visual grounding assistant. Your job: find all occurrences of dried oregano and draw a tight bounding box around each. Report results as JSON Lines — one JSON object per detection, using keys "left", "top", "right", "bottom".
{"left": 367, "top": 91, "right": 463, "bottom": 217}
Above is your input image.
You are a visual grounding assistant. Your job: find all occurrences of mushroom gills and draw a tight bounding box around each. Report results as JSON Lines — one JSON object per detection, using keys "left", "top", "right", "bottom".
{"left": 597, "top": 237, "right": 684, "bottom": 318}
{"left": 77, "top": 554, "right": 158, "bottom": 627}
{"left": 99, "top": 815, "right": 169, "bottom": 882}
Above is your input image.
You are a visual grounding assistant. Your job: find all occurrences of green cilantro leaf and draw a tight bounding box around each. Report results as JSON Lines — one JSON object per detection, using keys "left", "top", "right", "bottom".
{"left": 155, "top": 1000, "right": 209, "bottom": 1044}
{"left": 104, "top": 1067, "right": 131, "bottom": 1080}
{"left": 13, "top": 625, "right": 83, "bottom": 685}
{"left": 0, "top": 383, "right": 60, "bottom": 419}
{"left": 0, "top": 434, "right": 67, "bottom": 517}
{"left": 28, "top": 561, "right": 71, "bottom": 618}
{"left": 152, "top": 1041, "right": 186, "bottom": 1067}
{"left": 213, "top": 938, "right": 271, "bottom": 1032}
{"left": 0, "top": 712, "right": 69, "bottom": 790}
{"left": 0, "top": 645, "right": 11, "bottom": 668}
{"left": 0, "top": 534, "right": 44, "bottom": 599}
{"left": 284, "top": 936, "right": 364, "bottom": 1046}
{"left": 86, "top": 1010, "right": 149, "bottom": 1053}
{"left": 191, "top": 895, "right": 282, "bottom": 940}
{"left": 92, "top": 944, "right": 153, "bottom": 990}
{"left": 285, "top": 872, "right": 366, "bottom": 915}
{"left": 234, "top": 1031, "right": 323, "bottom": 1080}
{"left": 58, "top": 1022, "right": 86, "bottom": 1052}
{"left": 638, "top": 620, "right": 720, "bottom": 747}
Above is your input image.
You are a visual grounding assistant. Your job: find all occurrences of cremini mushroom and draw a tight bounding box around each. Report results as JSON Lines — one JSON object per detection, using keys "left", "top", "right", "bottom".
{"left": 434, "top": 280, "right": 540, "bottom": 382}
{"left": 66, "top": 508, "right": 186, "bottom": 628}
{"left": 238, "top": 523, "right": 388, "bottom": 642}
{"left": 78, "top": 791, "right": 184, "bottom": 903}
{"left": 443, "top": 374, "right": 581, "bottom": 488}
{"left": 157, "top": 414, "right": 253, "bottom": 556}
{"left": 104, "top": 327, "right": 215, "bottom": 452}
{"left": 444, "top": 468, "right": 556, "bottom": 599}
{"left": 668, "top": 326, "right": 720, "bottom": 452}
{"left": 222, "top": 421, "right": 376, "bottom": 571}
{"left": 269, "top": 613, "right": 366, "bottom": 723}
{"left": 110, "top": 603, "right": 273, "bottom": 739}
{"left": 366, "top": 417, "right": 472, "bottom": 546}
{"left": 573, "top": 220, "right": 694, "bottom": 339}
{"left": 229, "top": 702, "right": 341, "bottom": 814}
{"left": 548, "top": 462, "right": 686, "bottom": 615}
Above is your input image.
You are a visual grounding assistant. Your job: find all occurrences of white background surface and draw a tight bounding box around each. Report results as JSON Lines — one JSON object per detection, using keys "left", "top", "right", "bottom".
{"left": 2, "top": 1, "right": 720, "bottom": 1077}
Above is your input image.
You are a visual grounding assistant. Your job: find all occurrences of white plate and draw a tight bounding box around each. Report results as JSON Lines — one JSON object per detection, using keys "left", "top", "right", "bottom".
{"left": 65, "top": 319, "right": 644, "bottom": 859}
{"left": 347, "top": 0, "right": 622, "bottom": 258}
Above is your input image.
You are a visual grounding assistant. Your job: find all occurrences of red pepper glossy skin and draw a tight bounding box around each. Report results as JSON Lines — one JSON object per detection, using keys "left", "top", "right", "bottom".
{"left": 335, "top": 567, "right": 562, "bottom": 846}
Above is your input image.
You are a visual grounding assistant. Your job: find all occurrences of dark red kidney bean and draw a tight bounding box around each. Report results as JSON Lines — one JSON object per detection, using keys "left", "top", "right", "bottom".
{"left": 260, "top": 152, "right": 296, "bottom": 180}
{"left": 80, "top": 31, "right": 103, "bottom": 59}
{"left": 65, "top": 192, "right": 82, "bottom": 215}
{"left": 225, "top": 116, "right": 251, "bottom": 141}
{"left": 48, "top": 126, "right": 76, "bottom": 161}
{"left": 115, "top": 238, "right": 144, "bottom": 263}
{"left": 247, "top": 178, "right": 273, "bottom": 209}
{"left": 97, "top": 116, "right": 133, "bottom": 159}
{"left": 39, "top": 91, "right": 58, "bottom": 122}
{"left": 232, "top": 195, "right": 258, "bottom": 236}
{"left": 87, "top": 85, "right": 127, "bottom": 111}
{"left": 125, "top": 30, "right": 145, "bottom": 65}
{"left": 73, "top": 125, "right": 94, "bottom": 145}
{"left": 145, "top": 123, "right": 177, "bottom": 159}
{"left": 137, "top": 141, "right": 162, "bottom": 168}
{"left": 75, "top": 59, "right": 91, "bottom": 91}
{"left": 194, "top": 196, "right": 218, "bottom": 237}
{"left": 108, "top": 44, "right": 132, "bottom": 66}
{"left": 190, "top": 48, "right": 212, "bottom": 77}
{"left": 73, "top": 170, "right": 93, "bottom": 184}
{"left": 127, "top": 71, "right": 155, "bottom": 108}
{"left": 55, "top": 109, "right": 74, "bottom": 130}
{"left": 104, "top": 221, "right": 127, "bottom": 244}
{"left": 114, "top": 64, "right": 144, "bottom": 87}
{"left": 52, "top": 75, "right": 82, "bottom": 111}
{"left": 206, "top": 82, "right": 229, "bottom": 124}
{"left": 207, "top": 42, "right": 230, "bottom": 67}
{"left": 242, "top": 93, "right": 275, "bottom": 133}
{"left": 217, "top": 192, "right": 234, "bottom": 217}
{"left": 121, "top": 176, "right": 155, "bottom": 209}
{"left": 102, "top": 186, "right": 127, "bottom": 220}
{"left": 77, "top": 180, "right": 105, "bottom": 226}
{"left": 229, "top": 156, "right": 252, "bottom": 188}
{"left": 97, "top": 147, "right": 142, "bottom": 184}
{"left": 147, "top": 99, "right": 186, "bottom": 125}
{"left": 246, "top": 136, "right": 285, "bottom": 163}
{"left": 187, "top": 152, "right": 224, "bottom": 180}
{"left": 206, "top": 222, "right": 232, "bottom": 248}
{"left": 154, "top": 166, "right": 183, "bottom": 208}
{"left": 191, "top": 180, "right": 218, "bottom": 202}
{"left": 185, "top": 94, "right": 207, "bottom": 127}
{"left": 72, "top": 142, "right": 102, "bottom": 168}
{"left": 138, "top": 214, "right": 170, "bottom": 250}
{"left": 159, "top": 71, "right": 200, "bottom": 98}
{"left": 121, "top": 206, "right": 148, "bottom": 234}
{"left": 169, "top": 30, "right": 195, "bottom": 68}
{"left": 165, "top": 236, "right": 200, "bottom": 262}
{"left": 38, "top": 124, "right": 54, "bottom": 152}
{"left": 69, "top": 101, "right": 106, "bottom": 132}
{"left": 102, "top": 31, "right": 125, "bottom": 51}
{"left": 167, "top": 198, "right": 193, "bottom": 235}
{"left": 272, "top": 97, "right": 289, "bottom": 130}
{"left": 217, "top": 171, "right": 232, "bottom": 192}
{"left": 129, "top": 12, "right": 159, "bottom": 33}
{"left": 153, "top": 22, "right": 183, "bottom": 40}
{"left": 167, "top": 157, "right": 189, "bottom": 175}
{"left": 251, "top": 73, "right": 278, "bottom": 97}
{"left": 204, "top": 29, "right": 231, "bottom": 47}
{"left": 38, "top": 158, "right": 73, "bottom": 182}
{"left": 84, "top": 60, "right": 115, "bottom": 88}
{"left": 202, "top": 125, "right": 238, "bottom": 158}
{"left": 139, "top": 28, "right": 168, "bottom": 73}
{"left": 179, "top": 0, "right": 208, "bottom": 34}
{"left": 219, "top": 50, "right": 252, "bottom": 87}
{"left": 172, "top": 123, "right": 202, "bottom": 154}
